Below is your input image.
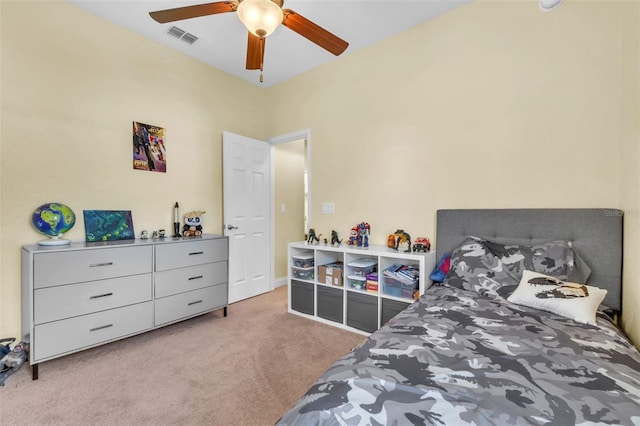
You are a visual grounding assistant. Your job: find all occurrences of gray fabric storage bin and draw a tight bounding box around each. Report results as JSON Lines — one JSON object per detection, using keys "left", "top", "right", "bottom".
{"left": 346, "top": 292, "right": 378, "bottom": 333}
{"left": 317, "top": 285, "right": 343, "bottom": 324}
{"left": 381, "top": 298, "right": 410, "bottom": 327}
{"left": 291, "top": 280, "right": 314, "bottom": 315}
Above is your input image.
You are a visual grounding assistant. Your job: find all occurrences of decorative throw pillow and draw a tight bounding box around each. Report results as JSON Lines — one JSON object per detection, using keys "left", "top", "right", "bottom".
{"left": 445, "top": 236, "right": 575, "bottom": 299}
{"left": 479, "top": 235, "right": 583, "bottom": 281}
{"left": 507, "top": 270, "right": 607, "bottom": 325}
{"left": 445, "top": 236, "right": 508, "bottom": 298}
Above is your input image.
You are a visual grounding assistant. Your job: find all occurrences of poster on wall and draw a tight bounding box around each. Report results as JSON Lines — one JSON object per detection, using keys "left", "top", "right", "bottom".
{"left": 133, "top": 121, "right": 166, "bottom": 173}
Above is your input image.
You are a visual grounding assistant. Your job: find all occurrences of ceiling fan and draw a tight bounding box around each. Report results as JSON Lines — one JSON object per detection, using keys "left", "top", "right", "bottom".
{"left": 149, "top": 0, "right": 349, "bottom": 82}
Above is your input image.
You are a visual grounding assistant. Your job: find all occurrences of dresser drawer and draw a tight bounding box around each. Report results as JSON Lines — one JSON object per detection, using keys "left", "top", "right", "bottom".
{"left": 34, "top": 246, "right": 153, "bottom": 289}
{"left": 155, "top": 261, "right": 227, "bottom": 298}
{"left": 34, "top": 274, "right": 152, "bottom": 324}
{"left": 155, "top": 239, "right": 228, "bottom": 271}
{"left": 33, "top": 301, "right": 153, "bottom": 362}
{"left": 155, "top": 284, "right": 227, "bottom": 326}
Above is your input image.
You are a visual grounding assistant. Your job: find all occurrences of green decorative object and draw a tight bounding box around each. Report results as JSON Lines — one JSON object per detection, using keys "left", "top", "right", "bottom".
{"left": 31, "top": 202, "right": 76, "bottom": 245}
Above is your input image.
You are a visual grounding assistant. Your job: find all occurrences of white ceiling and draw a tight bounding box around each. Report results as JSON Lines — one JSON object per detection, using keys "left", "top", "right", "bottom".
{"left": 68, "top": 0, "right": 473, "bottom": 88}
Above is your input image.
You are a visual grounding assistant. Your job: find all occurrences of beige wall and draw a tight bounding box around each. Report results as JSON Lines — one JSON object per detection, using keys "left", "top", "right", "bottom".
{"left": 274, "top": 140, "right": 306, "bottom": 279}
{"left": 2, "top": 0, "right": 639, "bottom": 347}
{"left": 0, "top": 1, "right": 266, "bottom": 337}
{"left": 264, "top": 1, "right": 639, "bottom": 344}
{"left": 619, "top": 1, "right": 640, "bottom": 342}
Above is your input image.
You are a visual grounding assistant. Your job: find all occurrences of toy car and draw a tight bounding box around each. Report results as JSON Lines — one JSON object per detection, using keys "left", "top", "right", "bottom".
{"left": 413, "top": 237, "right": 431, "bottom": 252}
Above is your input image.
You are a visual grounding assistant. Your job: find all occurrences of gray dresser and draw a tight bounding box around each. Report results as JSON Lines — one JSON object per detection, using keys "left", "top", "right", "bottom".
{"left": 22, "top": 234, "right": 228, "bottom": 379}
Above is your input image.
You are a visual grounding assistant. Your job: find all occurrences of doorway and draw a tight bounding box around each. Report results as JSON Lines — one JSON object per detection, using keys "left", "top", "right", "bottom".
{"left": 223, "top": 129, "right": 311, "bottom": 302}
{"left": 269, "top": 129, "right": 311, "bottom": 286}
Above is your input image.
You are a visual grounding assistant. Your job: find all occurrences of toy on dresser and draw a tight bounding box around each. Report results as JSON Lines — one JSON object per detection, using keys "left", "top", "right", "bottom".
{"left": 346, "top": 222, "right": 371, "bottom": 247}
{"left": 182, "top": 210, "right": 205, "bottom": 237}
{"left": 306, "top": 228, "right": 321, "bottom": 245}
{"left": 392, "top": 229, "right": 412, "bottom": 253}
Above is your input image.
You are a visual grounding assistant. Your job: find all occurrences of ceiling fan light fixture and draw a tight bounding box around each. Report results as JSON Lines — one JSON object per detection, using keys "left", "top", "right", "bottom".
{"left": 539, "top": 0, "right": 564, "bottom": 12}
{"left": 237, "top": 0, "right": 283, "bottom": 38}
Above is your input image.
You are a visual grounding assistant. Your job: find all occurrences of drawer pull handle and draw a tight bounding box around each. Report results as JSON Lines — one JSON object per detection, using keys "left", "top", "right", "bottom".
{"left": 188, "top": 275, "right": 203, "bottom": 281}
{"left": 188, "top": 300, "right": 203, "bottom": 306}
{"left": 89, "top": 324, "right": 113, "bottom": 332}
{"left": 89, "top": 262, "right": 114, "bottom": 268}
{"left": 90, "top": 292, "right": 114, "bottom": 299}
{"left": 188, "top": 251, "right": 204, "bottom": 256}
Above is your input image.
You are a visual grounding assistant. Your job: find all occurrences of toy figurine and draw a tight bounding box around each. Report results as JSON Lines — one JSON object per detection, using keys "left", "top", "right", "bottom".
{"left": 357, "top": 222, "right": 371, "bottom": 248}
{"left": 393, "top": 229, "right": 412, "bottom": 252}
{"left": 330, "top": 230, "right": 342, "bottom": 247}
{"left": 387, "top": 234, "right": 396, "bottom": 248}
{"left": 347, "top": 226, "right": 358, "bottom": 245}
{"left": 307, "top": 228, "right": 321, "bottom": 245}
{"left": 413, "top": 237, "right": 431, "bottom": 252}
{"left": 183, "top": 210, "right": 205, "bottom": 237}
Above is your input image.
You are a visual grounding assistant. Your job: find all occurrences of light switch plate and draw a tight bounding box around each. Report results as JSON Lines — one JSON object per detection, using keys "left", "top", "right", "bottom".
{"left": 322, "top": 202, "right": 335, "bottom": 214}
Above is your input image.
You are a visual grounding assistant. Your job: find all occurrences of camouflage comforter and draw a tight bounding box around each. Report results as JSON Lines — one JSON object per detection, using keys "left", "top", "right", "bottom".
{"left": 277, "top": 285, "right": 640, "bottom": 425}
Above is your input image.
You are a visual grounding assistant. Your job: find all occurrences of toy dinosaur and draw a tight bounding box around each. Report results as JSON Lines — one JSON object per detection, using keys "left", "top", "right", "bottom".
{"left": 330, "top": 230, "right": 342, "bottom": 246}
{"left": 393, "top": 229, "right": 412, "bottom": 252}
{"left": 307, "top": 228, "right": 321, "bottom": 244}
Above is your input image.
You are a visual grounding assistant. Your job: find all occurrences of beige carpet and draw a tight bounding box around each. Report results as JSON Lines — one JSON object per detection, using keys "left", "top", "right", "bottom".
{"left": 0, "top": 286, "right": 365, "bottom": 425}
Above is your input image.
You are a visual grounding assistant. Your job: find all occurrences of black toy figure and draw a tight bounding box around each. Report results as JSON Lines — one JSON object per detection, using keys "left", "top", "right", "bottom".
{"left": 307, "top": 228, "right": 321, "bottom": 244}
{"left": 330, "top": 230, "right": 342, "bottom": 246}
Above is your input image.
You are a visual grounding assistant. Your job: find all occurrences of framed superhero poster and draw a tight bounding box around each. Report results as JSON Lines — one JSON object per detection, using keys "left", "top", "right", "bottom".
{"left": 133, "top": 121, "right": 166, "bottom": 173}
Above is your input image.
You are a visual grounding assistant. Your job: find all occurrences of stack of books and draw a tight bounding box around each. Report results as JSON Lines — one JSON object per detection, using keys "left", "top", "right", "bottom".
{"left": 365, "top": 272, "right": 378, "bottom": 294}
{"left": 383, "top": 264, "right": 419, "bottom": 288}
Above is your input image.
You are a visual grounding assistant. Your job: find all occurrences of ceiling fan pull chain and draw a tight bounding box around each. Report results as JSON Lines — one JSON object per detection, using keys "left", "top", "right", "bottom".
{"left": 259, "top": 36, "right": 265, "bottom": 83}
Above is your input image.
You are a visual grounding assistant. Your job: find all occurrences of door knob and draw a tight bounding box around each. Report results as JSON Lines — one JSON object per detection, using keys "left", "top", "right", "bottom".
{"left": 226, "top": 224, "right": 239, "bottom": 230}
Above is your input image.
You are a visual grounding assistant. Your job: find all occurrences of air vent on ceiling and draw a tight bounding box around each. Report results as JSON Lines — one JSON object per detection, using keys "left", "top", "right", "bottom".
{"left": 167, "top": 26, "right": 198, "bottom": 45}
{"left": 181, "top": 33, "right": 199, "bottom": 45}
{"left": 167, "top": 26, "right": 185, "bottom": 38}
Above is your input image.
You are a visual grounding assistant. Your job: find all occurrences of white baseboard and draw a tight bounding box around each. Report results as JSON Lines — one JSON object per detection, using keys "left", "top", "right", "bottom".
{"left": 272, "top": 277, "right": 287, "bottom": 289}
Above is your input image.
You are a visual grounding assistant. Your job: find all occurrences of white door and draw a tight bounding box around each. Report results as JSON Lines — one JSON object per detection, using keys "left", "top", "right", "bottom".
{"left": 223, "top": 131, "right": 271, "bottom": 303}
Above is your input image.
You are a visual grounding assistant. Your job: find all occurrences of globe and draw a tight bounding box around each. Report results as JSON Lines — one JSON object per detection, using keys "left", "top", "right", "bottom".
{"left": 32, "top": 202, "right": 76, "bottom": 245}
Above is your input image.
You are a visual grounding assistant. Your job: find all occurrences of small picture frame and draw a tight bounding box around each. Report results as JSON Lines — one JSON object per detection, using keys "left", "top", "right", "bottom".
{"left": 133, "top": 121, "right": 166, "bottom": 173}
{"left": 83, "top": 210, "right": 135, "bottom": 242}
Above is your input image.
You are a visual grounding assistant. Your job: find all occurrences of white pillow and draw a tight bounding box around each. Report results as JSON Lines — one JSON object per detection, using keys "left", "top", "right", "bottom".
{"left": 507, "top": 270, "right": 607, "bottom": 325}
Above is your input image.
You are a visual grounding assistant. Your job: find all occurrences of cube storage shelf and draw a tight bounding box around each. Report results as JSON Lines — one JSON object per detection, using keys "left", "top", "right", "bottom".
{"left": 288, "top": 242, "right": 436, "bottom": 335}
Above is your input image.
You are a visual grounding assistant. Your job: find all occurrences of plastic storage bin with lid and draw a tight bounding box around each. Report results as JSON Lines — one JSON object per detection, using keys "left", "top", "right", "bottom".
{"left": 347, "top": 258, "right": 377, "bottom": 277}
{"left": 292, "top": 252, "right": 314, "bottom": 268}
{"left": 382, "top": 276, "right": 403, "bottom": 297}
{"left": 347, "top": 275, "right": 367, "bottom": 291}
{"left": 291, "top": 266, "right": 314, "bottom": 280}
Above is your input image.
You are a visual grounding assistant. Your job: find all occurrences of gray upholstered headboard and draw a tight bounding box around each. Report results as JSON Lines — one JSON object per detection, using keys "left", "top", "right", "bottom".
{"left": 435, "top": 209, "right": 624, "bottom": 312}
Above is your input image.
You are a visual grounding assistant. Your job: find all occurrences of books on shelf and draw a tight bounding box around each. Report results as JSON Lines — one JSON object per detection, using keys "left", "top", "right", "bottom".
{"left": 383, "top": 264, "right": 419, "bottom": 286}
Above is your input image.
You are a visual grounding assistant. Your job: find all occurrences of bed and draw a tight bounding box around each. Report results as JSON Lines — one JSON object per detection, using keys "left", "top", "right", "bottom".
{"left": 277, "top": 209, "right": 640, "bottom": 425}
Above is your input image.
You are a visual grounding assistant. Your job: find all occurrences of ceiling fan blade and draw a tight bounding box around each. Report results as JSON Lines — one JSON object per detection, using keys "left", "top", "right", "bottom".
{"left": 282, "top": 10, "right": 348, "bottom": 56}
{"left": 246, "top": 33, "right": 265, "bottom": 70}
{"left": 149, "top": 1, "right": 238, "bottom": 24}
